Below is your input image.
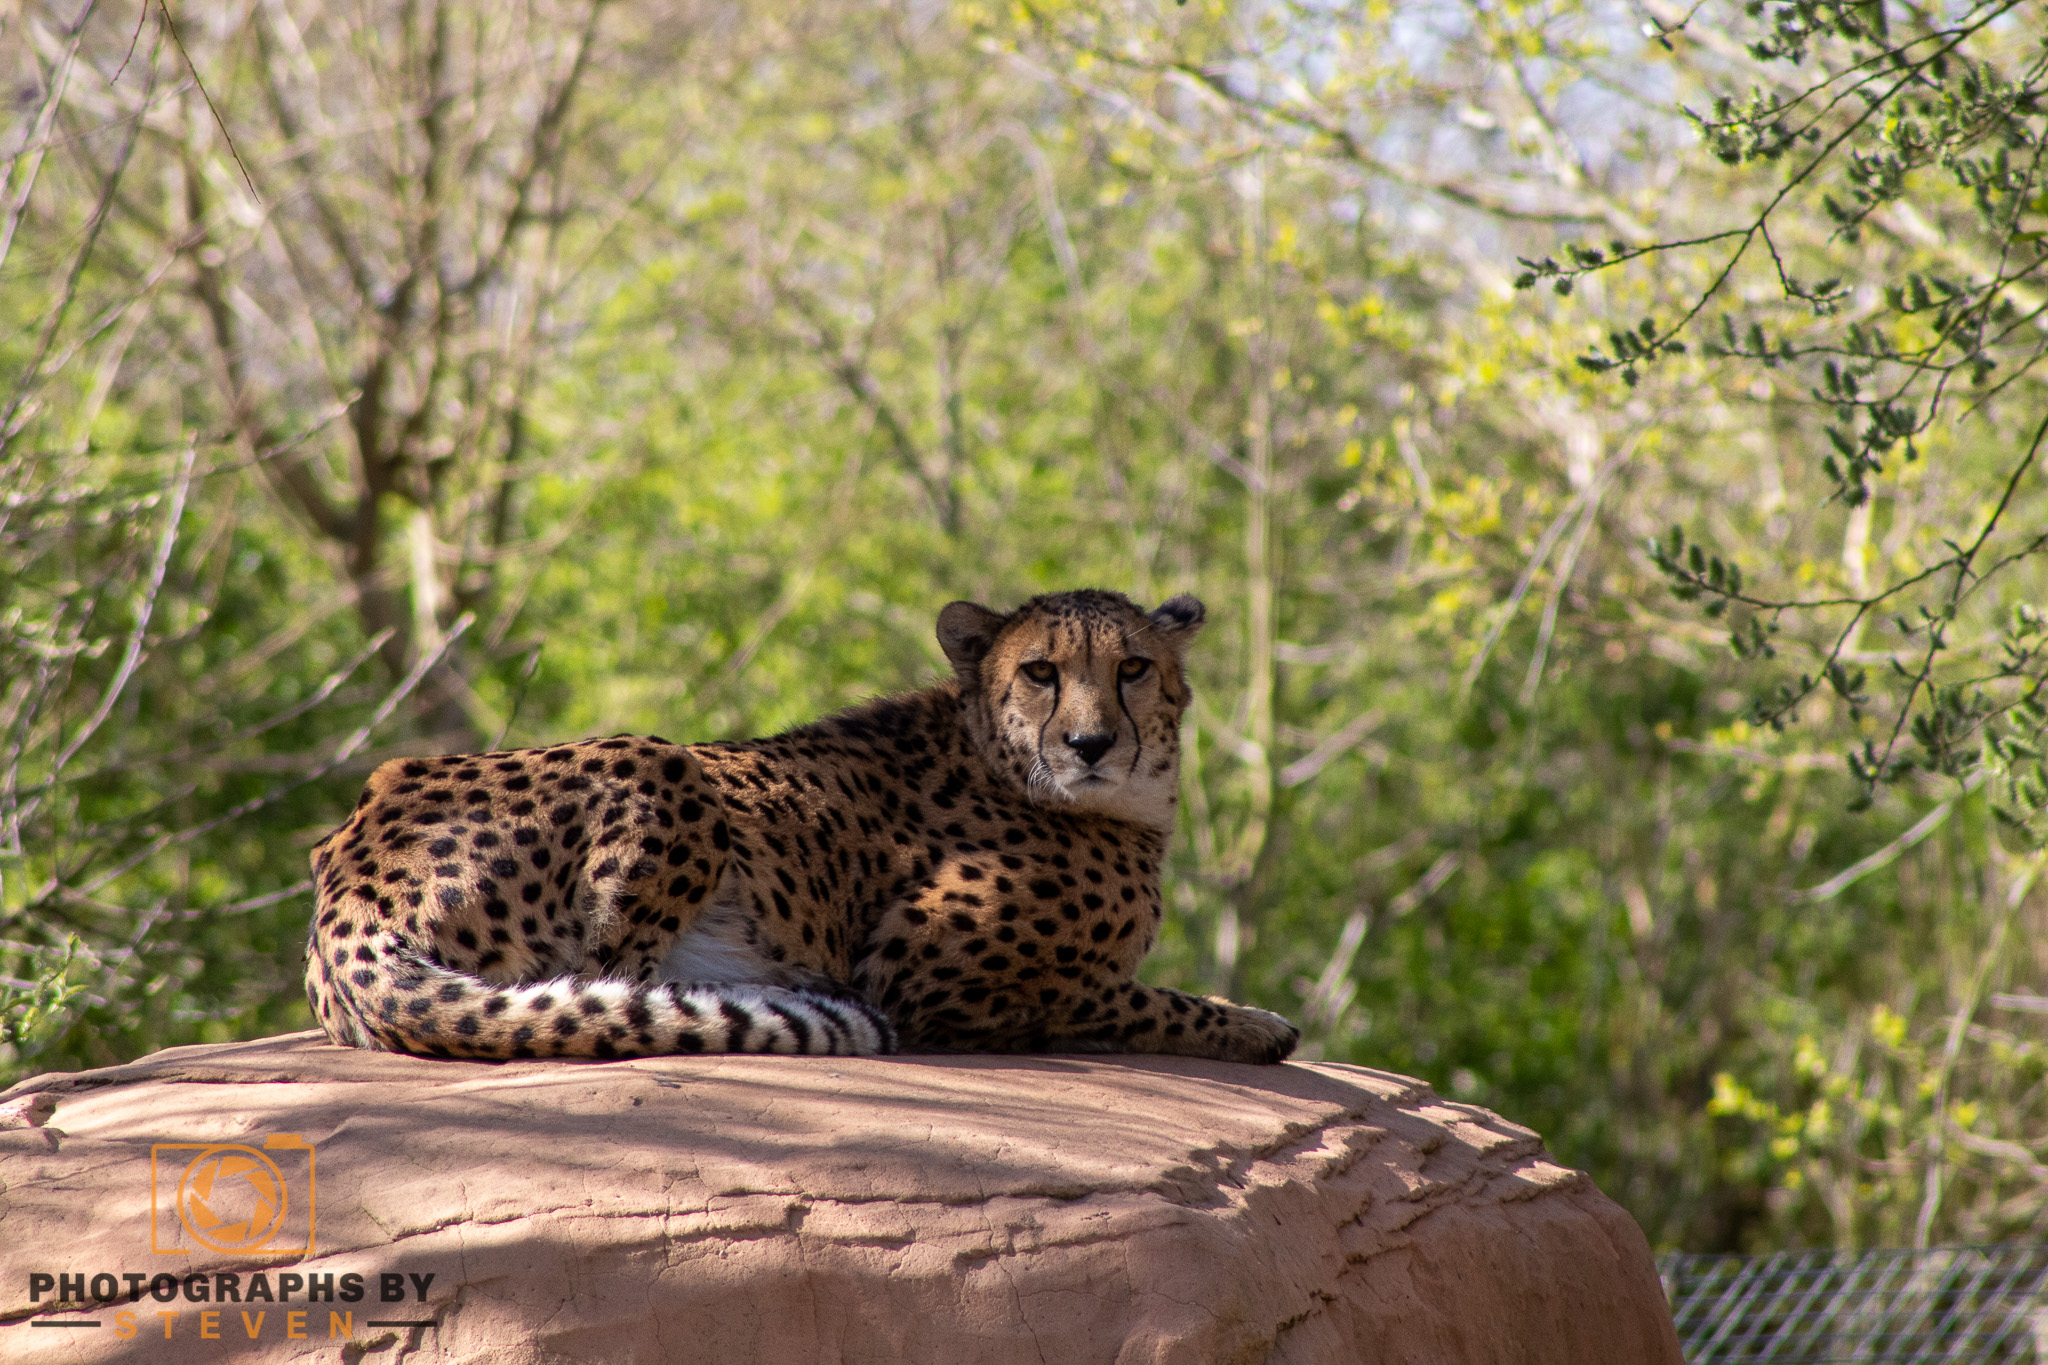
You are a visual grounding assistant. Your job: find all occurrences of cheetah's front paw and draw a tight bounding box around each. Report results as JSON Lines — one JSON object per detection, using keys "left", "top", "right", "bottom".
{"left": 1208, "top": 1000, "right": 1300, "bottom": 1064}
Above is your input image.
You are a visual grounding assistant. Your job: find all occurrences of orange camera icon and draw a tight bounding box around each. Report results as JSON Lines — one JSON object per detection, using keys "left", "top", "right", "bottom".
{"left": 149, "top": 1134, "right": 317, "bottom": 1257}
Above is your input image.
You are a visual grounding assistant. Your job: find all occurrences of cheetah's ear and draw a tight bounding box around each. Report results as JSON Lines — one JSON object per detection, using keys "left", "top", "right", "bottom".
{"left": 937, "top": 600, "right": 1006, "bottom": 676}
{"left": 1147, "top": 595, "right": 1205, "bottom": 651}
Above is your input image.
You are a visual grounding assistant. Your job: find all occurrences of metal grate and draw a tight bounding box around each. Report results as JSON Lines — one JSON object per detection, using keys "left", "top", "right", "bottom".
{"left": 1660, "top": 1246, "right": 2048, "bottom": 1364}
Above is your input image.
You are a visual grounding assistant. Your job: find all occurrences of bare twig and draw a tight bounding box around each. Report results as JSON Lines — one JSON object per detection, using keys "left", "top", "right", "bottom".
{"left": 0, "top": 2, "right": 96, "bottom": 278}
{"left": 8, "top": 444, "right": 195, "bottom": 840}
{"left": 1915, "top": 858, "right": 2037, "bottom": 1246}
{"left": 1386, "top": 852, "right": 1461, "bottom": 919}
{"left": 39, "top": 613, "right": 474, "bottom": 910}
{"left": 158, "top": 0, "right": 261, "bottom": 203}
{"left": 1462, "top": 446, "right": 1634, "bottom": 700}
{"left": 1278, "top": 708, "right": 1384, "bottom": 788}
{"left": 1301, "top": 907, "right": 1368, "bottom": 1036}
{"left": 1794, "top": 771, "right": 1990, "bottom": 903}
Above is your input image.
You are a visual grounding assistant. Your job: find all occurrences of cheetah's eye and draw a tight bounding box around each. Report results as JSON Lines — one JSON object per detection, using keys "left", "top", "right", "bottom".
{"left": 1118, "top": 658, "right": 1152, "bottom": 681}
{"left": 1020, "top": 660, "right": 1057, "bottom": 684}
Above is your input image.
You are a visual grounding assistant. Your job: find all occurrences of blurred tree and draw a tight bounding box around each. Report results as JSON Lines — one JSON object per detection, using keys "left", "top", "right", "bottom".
{"left": 143, "top": 0, "right": 628, "bottom": 742}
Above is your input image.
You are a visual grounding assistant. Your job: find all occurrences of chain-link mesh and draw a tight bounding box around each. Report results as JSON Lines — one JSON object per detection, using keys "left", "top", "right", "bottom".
{"left": 1659, "top": 1247, "right": 2048, "bottom": 1363}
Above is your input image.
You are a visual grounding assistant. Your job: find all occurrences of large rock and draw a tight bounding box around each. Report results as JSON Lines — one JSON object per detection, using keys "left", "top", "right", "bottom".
{"left": 0, "top": 1033, "right": 1680, "bottom": 1363}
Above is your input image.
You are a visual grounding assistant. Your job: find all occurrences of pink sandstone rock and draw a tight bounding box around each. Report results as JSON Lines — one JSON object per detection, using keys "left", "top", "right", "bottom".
{"left": 0, "top": 1032, "right": 1681, "bottom": 1363}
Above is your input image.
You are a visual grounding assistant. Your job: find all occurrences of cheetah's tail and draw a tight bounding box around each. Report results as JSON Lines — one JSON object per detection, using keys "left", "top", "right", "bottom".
{"left": 312, "top": 945, "right": 897, "bottom": 1059}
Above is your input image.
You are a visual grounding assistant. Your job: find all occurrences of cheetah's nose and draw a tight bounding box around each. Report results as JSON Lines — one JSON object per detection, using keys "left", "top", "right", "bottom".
{"left": 1066, "top": 732, "right": 1116, "bottom": 766}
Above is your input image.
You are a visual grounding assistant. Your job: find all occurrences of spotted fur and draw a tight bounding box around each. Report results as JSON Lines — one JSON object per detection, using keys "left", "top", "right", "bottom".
{"left": 305, "top": 590, "right": 1299, "bottom": 1063}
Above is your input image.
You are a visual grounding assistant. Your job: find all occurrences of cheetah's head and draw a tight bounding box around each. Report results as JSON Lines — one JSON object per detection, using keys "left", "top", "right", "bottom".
{"left": 938, "top": 589, "right": 1204, "bottom": 830}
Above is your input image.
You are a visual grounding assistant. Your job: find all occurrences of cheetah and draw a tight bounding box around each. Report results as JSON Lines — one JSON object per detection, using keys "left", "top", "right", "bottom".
{"left": 305, "top": 589, "right": 1299, "bottom": 1064}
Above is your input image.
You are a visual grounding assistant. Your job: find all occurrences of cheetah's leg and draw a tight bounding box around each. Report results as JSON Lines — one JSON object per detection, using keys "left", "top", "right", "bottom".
{"left": 1035, "top": 983, "right": 1299, "bottom": 1064}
